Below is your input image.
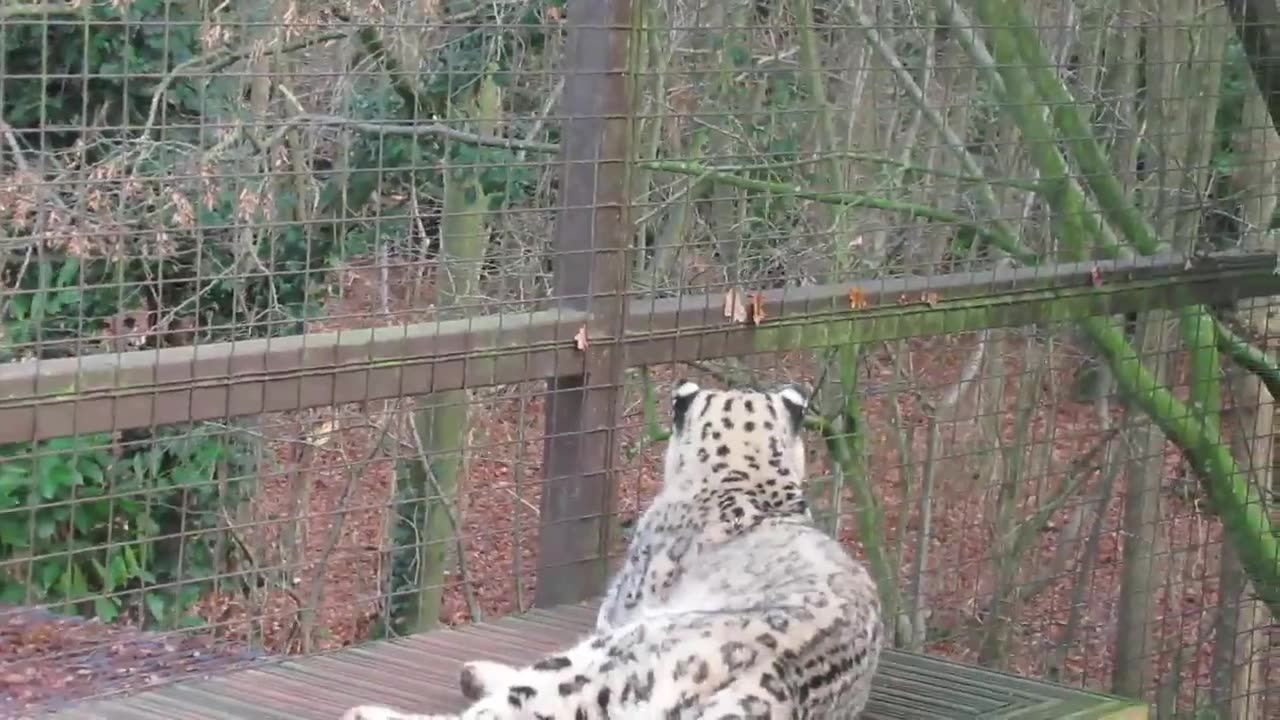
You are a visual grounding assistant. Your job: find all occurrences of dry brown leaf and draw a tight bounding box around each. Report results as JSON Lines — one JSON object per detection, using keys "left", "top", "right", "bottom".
{"left": 748, "top": 292, "right": 766, "bottom": 325}
{"left": 104, "top": 310, "right": 152, "bottom": 352}
{"left": 723, "top": 288, "right": 748, "bottom": 324}
{"left": 165, "top": 316, "right": 196, "bottom": 346}
{"left": 311, "top": 418, "right": 337, "bottom": 447}
{"left": 848, "top": 287, "right": 868, "bottom": 309}
{"left": 574, "top": 325, "right": 590, "bottom": 350}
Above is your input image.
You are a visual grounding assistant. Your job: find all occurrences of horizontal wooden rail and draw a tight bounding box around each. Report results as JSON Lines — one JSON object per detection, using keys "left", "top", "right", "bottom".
{"left": 1, "top": 251, "right": 1275, "bottom": 444}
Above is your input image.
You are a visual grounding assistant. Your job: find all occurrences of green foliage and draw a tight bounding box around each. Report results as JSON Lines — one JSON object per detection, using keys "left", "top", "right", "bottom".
{"left": 1, "top": 255, "right": 86, "bottom": 361}
{"left": 750, "top": 67, "right": 810, "bottom": 213}
{"left": 0, "top": 1, "right": 327, "bottom": 347}
{"left": 0, "top": 0, "right": 559, "bottom": 634}
{"left": 2, "top": 191, "right": 329, "bottom": 366}
{"left": 1200, "top": 34, "right": 1278, "bottom": 245}
{"left": 0, "top": 426, "right": 255, "bottom": 628}
{"left": 1, "top": 0, "right": 204, "bottom": 149}
{"left": 1211, "top": 35, "right": 1254, "bottom": 177}
{"left": 354, "top": 4, "right": 560, "bottom": 634}
{"left": 310, "top": 86, "right": 533, "bottom": 277}
{"left": 337, "top": 6, "right": 546, "bottom": 216}
{"left": 704, "top": 63, "right": 812, "bottom": 279}
{"left": 0, "top": 2, "right": 317, "bottom": 626}
{"left": 372, "top": 478, "right": 429, "bottom": 639}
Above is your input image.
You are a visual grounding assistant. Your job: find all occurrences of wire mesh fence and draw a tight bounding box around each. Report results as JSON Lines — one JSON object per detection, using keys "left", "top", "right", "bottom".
{"left": 1, "top": 0, "right": 1277, "bottom": 718}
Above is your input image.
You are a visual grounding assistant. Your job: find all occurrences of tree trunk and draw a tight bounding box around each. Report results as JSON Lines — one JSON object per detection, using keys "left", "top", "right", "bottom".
{"left": 1112, "top": 311, "right": 1171, "bottom": 697}
{"left": 394, "top": 74, "right": 499, "bottom": 632}
{"left": 1213, "top": 60, "right": 1279, "bottom": 720}
{"left": 1115, "top": 0, "right": 1228, "bottom": 698}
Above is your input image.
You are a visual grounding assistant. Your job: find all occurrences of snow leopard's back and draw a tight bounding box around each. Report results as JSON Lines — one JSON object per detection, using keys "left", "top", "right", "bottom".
{"left": 341, "top": 381, "right": 882, "bottom": 720}
{"left": 669, "top": 518, "right": 882, "bottom": 715}
{"left": 595, "top": 381, "right": 883, "bottom": 716}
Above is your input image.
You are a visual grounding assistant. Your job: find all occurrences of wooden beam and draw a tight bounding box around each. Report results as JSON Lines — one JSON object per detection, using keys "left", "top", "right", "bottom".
{"left": 0, "top": 252, "right": 1274, "bottom": 445}
{"left": 624, "top": 253, "right": 1277, "bottom": 364}
{"left": 533, "top": 0, "right": 634, "bottom": 605}
{"left": 0, "top": 309, "right": 588, "bottom": 444}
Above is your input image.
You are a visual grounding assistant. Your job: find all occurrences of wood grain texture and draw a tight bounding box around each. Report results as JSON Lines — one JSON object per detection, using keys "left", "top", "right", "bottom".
{"left": 52, "top": 601, "right": 1149, "bottom": 720}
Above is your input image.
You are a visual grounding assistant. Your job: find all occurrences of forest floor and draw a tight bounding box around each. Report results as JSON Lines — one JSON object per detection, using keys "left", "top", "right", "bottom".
{"left": 3, "top": 264, "right": 1273, "bottom": 718}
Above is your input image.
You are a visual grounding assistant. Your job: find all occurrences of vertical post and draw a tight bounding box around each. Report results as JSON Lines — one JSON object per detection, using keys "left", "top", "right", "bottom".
{"left": 535, "top": 0, "right": 633, "bottom": 606}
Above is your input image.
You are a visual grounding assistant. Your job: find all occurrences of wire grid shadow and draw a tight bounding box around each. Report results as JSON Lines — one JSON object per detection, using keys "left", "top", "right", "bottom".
{"left": 1, "top": 1, "right": 1277, "bottom": 719}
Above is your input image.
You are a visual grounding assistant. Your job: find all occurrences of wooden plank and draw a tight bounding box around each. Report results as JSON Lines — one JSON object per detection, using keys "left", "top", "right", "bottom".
{"left": 54, "top": 601, "right": 1148, "bottom": 720}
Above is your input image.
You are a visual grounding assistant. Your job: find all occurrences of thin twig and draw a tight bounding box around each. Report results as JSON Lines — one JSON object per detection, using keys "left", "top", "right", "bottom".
{"left": 289, "top": 114, "right": 560, "bottom": 154}
{"left": 1048, "top": 428, "right": 1125, "bottom": 679}
{"left": 1009, "top": 426, "right": 1121, "bottom": 603}
{"left": 299, "top": 405, "right": 400, "bottom": 648}
{"left": 911, "top": 326, "right": 992, "bottom": 651}
{"left": 640, "top": 159, "right": 1010, "bottom": 247}
{"left": 140, "top": 30, "right": 353, "bottom": 143}
{"left": 0, "top": 3, "right": 81, "bottom": 20}
{"left": 514, "top": 77, "right": 565, "bottom": 164}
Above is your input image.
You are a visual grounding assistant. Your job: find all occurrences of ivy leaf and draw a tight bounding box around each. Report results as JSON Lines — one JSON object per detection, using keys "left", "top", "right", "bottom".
{"left": 177, "top": 614, "right": 206, "bottom": 629}
{"left": 66, "top": 563, "right": 89, "bottom": 600}
{"left": 134, "top": 513, "right": 161, "bottom": 537}
{"left": 145, "top": 592, "right": 167, "bottom": 623}
{"left": 123, "top": 545, "right": 155, "bottom": 583}
{"left": 0, "top": 517, "right": 29, "bottom": 546}
{"left": 72, "top": 506, "right": 98, "bottom": 533}
{"left": 37, "top": 462, "right": 78, "bottom": 499}
{"left": 90, "top": 557, "right": 115, "bottom": 592}
{"left": 110, "top": 552, "right": 129, "bottom": 586}
{"left": 0, "top": 583, "right": 26, "bottom": 603}
{"left": 55, "top": 257, "right": 80, "bottom": 287}
{"left": 35, "top": 516, "right": 58, "bottom": 541}
{"left": 94, "top": 596, "right": 120, "bottom": 623}
{"left": 172, "top": 465, "right": 202, "bottom": 487}
{"left": 0, "top": 463, "right": 30, "bottom": 500}
{"left": 78, "top": 456, "right": 106, "bottom": 484}
{"left": 38, "top": 561, "right": 62, "bottom": 592}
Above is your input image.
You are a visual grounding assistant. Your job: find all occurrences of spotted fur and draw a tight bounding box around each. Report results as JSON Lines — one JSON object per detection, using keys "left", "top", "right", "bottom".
{"left": 341, "top": 381, "right": 882, "bottom": 720}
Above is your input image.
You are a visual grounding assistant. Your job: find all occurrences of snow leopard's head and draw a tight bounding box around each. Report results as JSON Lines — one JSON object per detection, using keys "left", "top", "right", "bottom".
{"left": 663, "top": 380, "right": 808, "bottom": 489}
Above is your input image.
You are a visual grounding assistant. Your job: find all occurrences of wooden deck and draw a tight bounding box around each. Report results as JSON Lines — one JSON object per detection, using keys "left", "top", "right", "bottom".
{"left": 52, "top": 602, "right": 1147, "bottom": 719}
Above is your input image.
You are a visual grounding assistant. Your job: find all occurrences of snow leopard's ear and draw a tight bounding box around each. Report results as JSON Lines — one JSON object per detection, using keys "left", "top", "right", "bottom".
{"left": 672, "top": 379, "right": 701, "bottom": 433}
{"left": 776, "top": 384, "right": 809, "bottom": 433}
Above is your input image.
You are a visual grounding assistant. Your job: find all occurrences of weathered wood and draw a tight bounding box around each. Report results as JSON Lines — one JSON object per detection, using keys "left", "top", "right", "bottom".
{"left": 1, "top": 252, "right": 1276, "bottom": 444}
{"left": 533, "top": 0, "right": 634, "bottom": 605}
{"left": 0, "top": 308, "right": 590, "bottom": 444}
{"left": 52, "top": 601, "right": 1149, "bottom": 720}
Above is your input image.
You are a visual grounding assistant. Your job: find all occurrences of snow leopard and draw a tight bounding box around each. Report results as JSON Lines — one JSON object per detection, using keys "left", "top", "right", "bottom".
{"left": 341, "top": 380, "right": 882, "bottom": 720}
